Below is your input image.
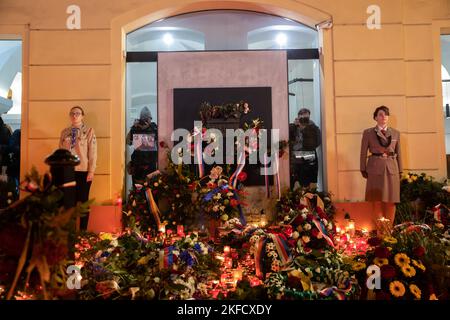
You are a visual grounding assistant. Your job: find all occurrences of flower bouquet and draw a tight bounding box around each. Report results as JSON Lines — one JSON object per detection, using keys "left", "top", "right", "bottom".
{"left": 197, "top": 166, "right": 246, "bottom": 224}
{"left": 351, "top": 223, "right": 448, "bottom": 300}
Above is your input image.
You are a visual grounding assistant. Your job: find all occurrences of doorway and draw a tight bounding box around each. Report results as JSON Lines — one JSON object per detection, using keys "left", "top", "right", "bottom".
{"left": 0, "top": 39, "right": 21, "bottom": 208}
{"left": 124, "top": 10, "right": 323, "bottom": 197}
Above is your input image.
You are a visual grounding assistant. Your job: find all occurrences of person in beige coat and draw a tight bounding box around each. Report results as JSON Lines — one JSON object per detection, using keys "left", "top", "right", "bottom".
{"left": 59, "top": 105, "right": 97, "bottom": 230}
{"left": 360, "top": 106, "right": 402, "bottom": 227}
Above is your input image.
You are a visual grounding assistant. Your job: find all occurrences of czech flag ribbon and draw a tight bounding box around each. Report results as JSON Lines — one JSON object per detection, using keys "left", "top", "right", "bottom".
{"left": 229, "top": 152, "right": 246, "bottom": 188}
{"left": 263, "top": 152, "right": 270, "bottom": 198}
{"left": 311, "top": 215, "right": 335, "bottom": 248}
{"left": 269, "top": 233, "right": 291, "bottom": 265}
{"left": 254, "top": 237, "right": 267, "bottom": 278}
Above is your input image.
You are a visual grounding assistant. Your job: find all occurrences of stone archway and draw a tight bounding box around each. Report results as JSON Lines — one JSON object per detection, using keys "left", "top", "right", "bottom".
{"left": 109, "top": 0, "right": 336, "bottom": 199}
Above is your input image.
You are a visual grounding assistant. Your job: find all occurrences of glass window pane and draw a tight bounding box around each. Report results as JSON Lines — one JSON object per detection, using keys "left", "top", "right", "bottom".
{"left": 441, "top": 35, "right": 450, "bottom": 177}
{"left": 287, "top": 59, "right": 323, "bottom": 190}
{"left": 0, "top": 39, "right": 22, "bottom": 207}
{"left": 126, "top": 10, "right": 317, "bottom": 52}
{"left": 125, "top": 62, "right": 158, "bottom": 194}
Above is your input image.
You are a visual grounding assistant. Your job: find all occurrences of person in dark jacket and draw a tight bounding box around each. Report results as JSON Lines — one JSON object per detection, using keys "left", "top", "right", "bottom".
{"left": 126, "top": 106, "right": 158, "bottom": 186}
{"left": 0, "top": 116, "right": 12, "bottom": 168}
{"left": 289, "top": 108, "right": 321, "bottom": 189}
{"left": 7, "top": 129, "right": 20, "bottom": 199}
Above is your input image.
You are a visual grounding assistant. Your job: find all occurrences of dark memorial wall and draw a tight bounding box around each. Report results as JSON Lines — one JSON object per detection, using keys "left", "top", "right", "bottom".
{"left": 173, "top": 87, "right": 273, "bottom": 186}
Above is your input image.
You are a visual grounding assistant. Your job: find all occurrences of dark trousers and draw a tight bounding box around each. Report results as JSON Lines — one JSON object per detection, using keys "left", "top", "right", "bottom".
{"left": 75, "top": 171, "right": 92, "bottom": 230}
{"left": 291, "top": 159, "right": 319, "bottom": 188}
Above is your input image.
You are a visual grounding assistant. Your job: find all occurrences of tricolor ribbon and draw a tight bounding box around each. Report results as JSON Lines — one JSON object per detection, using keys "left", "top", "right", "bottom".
{"left": 311, "top": 215, "right": 335, "bottom": 248}
{"left": 159, "top": 246, "right": 175, "bottom": 269}
{"left": 232, "top": 189, "right": 247, "bottom": 226}
{"left": 254, "top": 237, "right": 267, "bottom": 278}
{"left": 269, "top": 234, "right": 291, "bottom": 265}
{"left": 229, "top": 152, "right": 246, "bottom": 188}
{"left": 255, "top": 234, "right": 292, "bottom": 278}
{"left": 319, "top": 280, "right": 354, "bottom": 300}
{"left": 193, "top": 126, "right": 205, "bottom": 178}
{"left": 144, "top": 187, "right": 162, "bottom": 230}
{"left": 274, "top": 152, "right": 281, "bottom": 199}
{"left": 263, "top": 152, "right": 270, "bottom": 198}
{"left": 432, "top": 204, "right": 443, "bottom": 222}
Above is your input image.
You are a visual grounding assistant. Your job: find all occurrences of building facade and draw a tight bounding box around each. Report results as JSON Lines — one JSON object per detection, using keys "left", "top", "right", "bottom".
{"left": 1, "top": 0, "right": 449, "bottom": 227}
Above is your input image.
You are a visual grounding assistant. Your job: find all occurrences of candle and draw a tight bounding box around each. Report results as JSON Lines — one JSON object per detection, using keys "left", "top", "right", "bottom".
{"left": 177, "top": 225, "right": 185, "bottom": 237}
{"left": 233, "top": 269, "right": 243, "bottom": 282}
{"left": 210, "top": 289, "right": 220, "bottom": 299}
{"left": 215, "top": 254, "right": 225, "bottom": 263}
{"left": 347, "top": 219, "right": 355, "bottom": 237}
{"left": 224, "top": 257, "right": 232, "bottom": 268}
{"left": 159, "top": 250, "right": 165, "bottom": 269}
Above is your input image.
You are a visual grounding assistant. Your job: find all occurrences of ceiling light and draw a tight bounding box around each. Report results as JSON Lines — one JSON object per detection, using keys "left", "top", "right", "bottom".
{"left": 163, "top": 33, "right": 174, "bottom": 45}
{"left": 276, "top": 33, "right": 287, "bottom": 47}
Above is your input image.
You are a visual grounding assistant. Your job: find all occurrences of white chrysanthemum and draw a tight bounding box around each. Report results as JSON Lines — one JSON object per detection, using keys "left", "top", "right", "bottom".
{"left": 304, "top": 223, "right": 311, "bottom": 231}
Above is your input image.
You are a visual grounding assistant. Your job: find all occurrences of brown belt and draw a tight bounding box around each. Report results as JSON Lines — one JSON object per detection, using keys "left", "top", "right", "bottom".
{"left": 371, "top": 152, "right": 396, "bottom": 157}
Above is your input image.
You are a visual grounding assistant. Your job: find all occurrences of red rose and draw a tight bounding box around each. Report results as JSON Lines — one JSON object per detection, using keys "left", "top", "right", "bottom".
{"left": 296, "top": 204, "right": 306, "bottom": 210}
{"left": 367, "top": 237, "right": 382, "bottom": 247}
{"left": 237, "top": 172, "right": 247, "bottom": 182}
{"left": 230, "top": 199, "right": 239, "bottom": 207}
{"left": 311, "top": 229, "right": 320, "bottom": 238}
{"left": 316, "top": 207, "right": 327, "bottom": 219}
{"left": 292, "top": 215, "right": 305, "bottom": 225}
{"left": 413, "top": 246, "right": 426, "bottom": 257}
{"left": 287, "top": 239, "right": 297, "bottom": 248}
{"left": 375, "top": 247, "right": 390, "bottom": 258}
{"left": 380, "top": 265, "right": 396, "bottom": 279}
{"left": 207, "top": 182, "right": 217, "bottom": 189}
{"left": 188, "top": 183, "right": 197, "bottom": 191}
{"left": 306, "top": 214, "right": 314, "bottom": 222}
{"left": 283, "top": 225, "right": 293, "bottom": 237}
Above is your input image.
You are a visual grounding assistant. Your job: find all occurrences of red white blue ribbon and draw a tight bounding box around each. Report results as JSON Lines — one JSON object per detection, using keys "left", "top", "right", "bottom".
{"left": 229, "top": 152, "right": 246, "bottom": 188}
{"left": 269, "top": 234, "right": 291, "bottom": 265}
{"left": 264, "top": 152, "right": 270, "bottom": 198}
{"left": 312, "top": 215, "right": 335, "bottom": 248}
{"left": 193, "top": 126, "right": 204, "bottom": 178}
{"left": 274, "top": 152, "right": 281, "bottom": 199}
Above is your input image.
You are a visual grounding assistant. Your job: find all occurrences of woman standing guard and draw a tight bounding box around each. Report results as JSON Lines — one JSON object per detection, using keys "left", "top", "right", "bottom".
{"left": 360, "top": 106, "right": 402, "bottom": 228}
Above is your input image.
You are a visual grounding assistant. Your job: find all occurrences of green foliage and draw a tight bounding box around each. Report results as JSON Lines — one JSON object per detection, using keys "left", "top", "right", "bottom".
{"left": 396, "top": 172, "right": 450, "bottom": 224}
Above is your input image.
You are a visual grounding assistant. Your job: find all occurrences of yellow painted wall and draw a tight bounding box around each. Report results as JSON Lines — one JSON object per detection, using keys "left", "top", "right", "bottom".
{"left": 0, "top": 0, "right": 449, "bottom": 208}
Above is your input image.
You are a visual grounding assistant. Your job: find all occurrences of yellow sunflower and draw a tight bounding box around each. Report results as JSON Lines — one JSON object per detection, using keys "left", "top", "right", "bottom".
{"left": 352, "top": 262, "right": 366, "bottom": 272}
{"left": 429, "top": 294, "right": 438, "bottom": 300}
{"left": 394, "top": 253, "right": 410, "bottom": 267}
{"left": 409, "top": 284, "right": 421, "bottom": 300}
{"left": 389, "top": 281, "right": 406, "bottom": 298}
{"left": 401, "top": 265, "right": 416, "bottom": 278}
{"left": 412, "top": 259, "right": 426, "bottom": 272}
{"left": 373, "top": 257, "right": 389, "bottom": 267}
{"left": 383, "top": 236, "right": 398, "bottom": 245}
